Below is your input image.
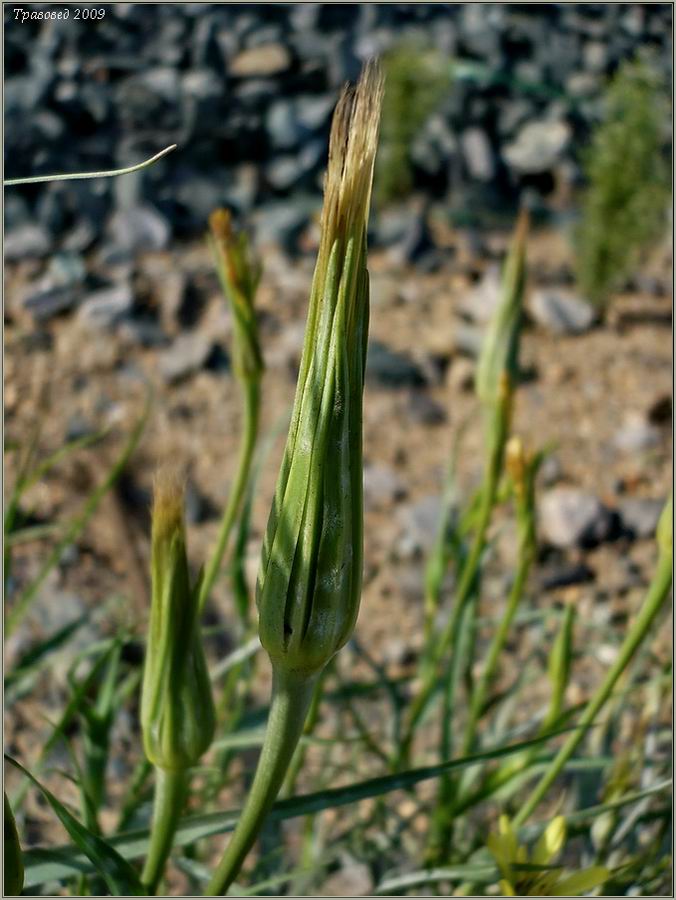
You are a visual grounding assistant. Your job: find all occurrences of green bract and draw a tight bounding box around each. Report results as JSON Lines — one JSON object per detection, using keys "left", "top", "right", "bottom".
{"left": 257, "top": 62, "right": 384, "bottom": 680}
{"left": 141, "top": 473, "right": 215, "bottom": 771}
{"left": 208, "top": 208, "right": 264, "bottom": 385}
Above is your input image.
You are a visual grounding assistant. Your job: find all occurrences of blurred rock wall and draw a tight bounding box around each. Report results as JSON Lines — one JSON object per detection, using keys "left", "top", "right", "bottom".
{"left": 4, "top": 3, "right": 672, "bottom": 252}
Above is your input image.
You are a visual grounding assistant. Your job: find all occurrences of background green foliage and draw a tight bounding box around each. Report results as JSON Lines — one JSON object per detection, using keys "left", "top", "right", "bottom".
{"left": 375, "top": 40, "right": 452, "bottom": 207}
{"left": 574, "top": 58, "right": 671, "bottom": 308}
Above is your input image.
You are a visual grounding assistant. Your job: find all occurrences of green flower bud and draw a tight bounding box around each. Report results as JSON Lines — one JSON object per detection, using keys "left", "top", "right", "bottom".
{"left": 475, "top": 209, "right": 528, "bottom": 414}
{"left": 141, "top": 471, "right": 215, "bottom": 770}
{"left": 256, "top": 61, "right": 384, "bottom": 680}
{"left": 209, "top": 208, "right": 263, "bottom": 385}
{"left": 4, "top": 793, "right": 24, "bottom": 896}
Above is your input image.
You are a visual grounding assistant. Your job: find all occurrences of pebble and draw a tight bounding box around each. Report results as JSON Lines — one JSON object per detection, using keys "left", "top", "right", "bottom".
{"left": 539, "top": 488, "right": 614, "bottom": 548}
{"left": 78, "top": 284, "right": 134, "bottom": 331}
{"left": 540, "top": 561, "right": 595, "bottom": 591}
{"left": 229, "top": 43, "right": 291, "bottom": 77}
{"left": 396, "top": 495, "right": 441, "bottom": 560}
{"left": 503, "top": 119, "right": 571, "bottom": 174}
{"left": 109, "top": 205, "right": 171, "bottom": 253}
{"left": 456, "top": 264, "right": 502, "bottom": 324}
{"left": 363, "top": 463, "right": 406, "bottom": 510}
{"left": 529, "top": 288, "right": 595, "bottom": 335}
{"left": 22, "top": 285, "right": 80, "bottom": 322}
{"left": 446, "top": 356, "right": 475, "bottom": 393}
{"left": 613, "top": 414, "right": 661, "bottom": 454}
{"left": 366, "top": 340, "right": 427, "bottom": 388}
{"left": 4, "top": 224, "right": 52, "bottom": 261}
{"left": 407, "top": 390, "right": 447, "bottom": 426}
{"left": 158, "top": 331, "right": 214, "bottom": 383}
{"left": 619, "top": 497, "right": 664, "bottom": 539}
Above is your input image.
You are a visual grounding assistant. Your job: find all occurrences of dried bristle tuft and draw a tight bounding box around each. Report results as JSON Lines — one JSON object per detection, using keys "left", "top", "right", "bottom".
{"left": 322, "top": 60, "right": 385, "bottom": 242}
{"left": 152, "top": 467, "right": 185, "bottom": 542}
{"left": 209, "top": 208, "right": 233, "bottom": 244}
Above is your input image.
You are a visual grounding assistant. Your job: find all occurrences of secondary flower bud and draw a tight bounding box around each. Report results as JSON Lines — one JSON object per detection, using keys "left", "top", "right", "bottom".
{"left": 141, "top": 471, "right": 215, "bottom": 771}
{"left": 256, "top": 62, "right": 384, "bottom": 680}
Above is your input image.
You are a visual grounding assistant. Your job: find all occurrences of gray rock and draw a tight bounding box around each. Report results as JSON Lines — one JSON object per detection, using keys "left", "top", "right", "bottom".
{"left": 78, "top": 284, "right": 134, "bottom": 330}
{"left": 253, "top": 200, "right": 313, "bottom": 254}
{"left": 266, "top": 140, "right": 324, "bottom": 191}
{"left": 539, "top": 488, "right": 612, "bottom": 548}
{"left": 529, "top": 289, "right": 595, "bottom": 335}
{"left": 46, "top": 252, "right": 87, "bottom": 288}
{"left": 503, "top": 119, "right": 571, "bottom": 174}
{"left": 457, "top": 265, "right": 501, "bottom": 324}
{"left": 159, "top": 331, "right": 214, "bottom": 383}
{"left": 118, "top": 319, "right": 168, "bottom": 348}
{"left": 461, "top": 127, "right": 495, "bottom": 181}
{"left": 109, "top": 205, "right": 171, "bottom": 253}
{"left": 540, "top": 561, "right": 595, "bottom": 591}
{"left": 295, "top": 93, "right": 335, "bottom": 130}
{"left": 266, "top": 100, "right": 300, "bottom": 149}
{"left": 22, "top": 285, "right": 80, "bottom": 322}
{"left": 452, "top": 322, "right": 483, "bottom": 358}
{"left": 613, "top": 414, "right": 661, "bottom": 454}
{"left": 619, "top": 497, "right": 664, "bottom": 539}
{"left": 363, "top": 464, "right": 406, "bottom": 510}
{"left": 229, "top": 43, "right": 291, "bottom": 77}
{"left": 4, "top": 224, "right": 52, "bottom": 261}
{"left": 396, "top": 495, "right": 441, "bottom": 559}
{"left": 407, "top": 391, "right": 447, "bottom": 426}
{"left": 366, "top": 340, "right": 427, "bottom": 388}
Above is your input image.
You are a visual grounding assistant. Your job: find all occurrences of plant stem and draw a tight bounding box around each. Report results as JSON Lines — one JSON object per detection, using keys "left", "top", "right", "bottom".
{"left": 462, "top": 548, "right": 533, "bottom": 757}
{"left": 141, "top": 767, "right": 187, "bottom": 895}
{"left": 4, "top": 145, "right": 177, "bottom": 186}
{"left": 206, "top": 667, "right": 317, "bottom": 895}
{"left": 513, "top": 552, "right": 672, "bottom": 828}
{"left": 397, "top": 427, "right": 504, "bottom": 769}
{"left": 199, "top": 380, "right": 260, "bottom": 613}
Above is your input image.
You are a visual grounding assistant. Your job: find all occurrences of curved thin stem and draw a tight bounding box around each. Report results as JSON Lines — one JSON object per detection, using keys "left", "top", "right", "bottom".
{"left": 199, "top": 380, "right": 260, "bottom": 613}
{"left": 206, "top": 668, "right": 317, "bottom": 896}
{"left": 513, "top": 552, "right": 672, "bottom": 828}
{"left": 141, "top": 767, "right": 187, "bottom": 895}
{"left": 4, "top": 145, "right": 177, "bottom": 186}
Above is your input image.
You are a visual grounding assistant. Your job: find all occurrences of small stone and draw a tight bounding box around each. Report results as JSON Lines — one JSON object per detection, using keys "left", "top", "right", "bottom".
{"left": 363, "top": 463, "right": 406, "bottom": 510}
{"left": 540, "top": 562, "right": 595, "bottom": 591}
{"left": 78, "top": 284, "right": 134, "bottom": 331}
{"left": 529, "top": 289, "right": 595, "bottom": 335}
{"left": 457, "top": 265, "right": 501, "bottom": 324}
{"left": 613, "top": 414, "right": 661, "bottom": 454}
{"left": 539, "top": 488, "right": 613, "bottom": 549}
{"left": 407, "top": 391, "right": 447, "bottom": 426}
{"left": 158, "top": 332, "right": 214, "bottom": 384}
{"left": 118, "top": 319, "right": 168, "bottom": 348}
{"left": 452, "top": 322, "right": 483, "bottom": 358}
{"left": 366, "top": 340, "right": 427, "bottom": 388}
{"left": 396, "top": 496, "right": 441, "bottom": 560}
{"left": 229, "top": 44, "right": 291, "bottom": 77}
{"left": 503, "top": 119, "right": 571, "bottom": 174}
{"left": 461, "top": 127, "right": 495, "bottom": 181}
{"left": 109, "top": 205, "right": 171, "bottom": 253}
{"left": 22, "top": 286, "right": 79, "bottom": 322}
{"left": 619, "top": 497, "right": 665, "bottom": 539}
{"left": 4, "top": 224, "right": 52, "bottom": 261}
{"left": 253, "top": 201, "right": 313, "bottom": 255}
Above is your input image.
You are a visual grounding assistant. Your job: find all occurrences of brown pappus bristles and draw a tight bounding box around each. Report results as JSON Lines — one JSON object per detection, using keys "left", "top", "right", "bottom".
{"left": 320, "top": 60, "right": 385, "bottom": 245}
{"left": 152, "top": 467, "right": 186, "bottom": 542}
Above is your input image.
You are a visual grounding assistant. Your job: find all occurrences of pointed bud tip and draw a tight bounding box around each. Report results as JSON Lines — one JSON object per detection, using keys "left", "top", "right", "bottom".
{"left": 209, "top": 207, "right": 233, "bottom": 243}
{"left": 152, "top": 467, "right": 185, "bottom": 541}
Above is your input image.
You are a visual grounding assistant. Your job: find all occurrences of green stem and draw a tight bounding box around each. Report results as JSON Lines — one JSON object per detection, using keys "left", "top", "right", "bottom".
{"left": 206, "top": 667, "right": 317, "bottom": 896}
{"left": 462, "top": 548, "right": 533, "bottom": 757}
{"left": 199, "top": 380, "right": 260, "bottom": 613}
{"left": 141, "top": 767, "right": 187, "bottom": 895}
{"left": 397, "top": 428, "right": 503, "bottom": 769}
{"left": 513, "top": 552, "right": 672, "bottom": 828}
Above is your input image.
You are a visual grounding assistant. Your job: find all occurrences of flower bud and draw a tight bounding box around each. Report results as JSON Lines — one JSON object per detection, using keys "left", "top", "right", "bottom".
{"left": 141, "top": 471, "right": 215, "bottom": 770}
{"left": 475, "top": 209, "right": 528, "bottom": 414}
{"left": 256, "top": 62, "right": 384, "bottom": 679}
{"left": 209, "top": 208, "right": 263, "bottom": 385}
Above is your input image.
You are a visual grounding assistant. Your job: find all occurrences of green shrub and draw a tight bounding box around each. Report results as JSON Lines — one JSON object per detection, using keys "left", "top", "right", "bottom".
{"left": 375, "top": 39, "right": 452, "bottom": 206}
{"left": 575, "top": 58, "right": 671, "bottom": 308}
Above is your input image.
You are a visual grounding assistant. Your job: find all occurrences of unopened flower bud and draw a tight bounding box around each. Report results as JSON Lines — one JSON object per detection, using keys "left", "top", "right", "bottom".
{"left": 141, "top": 471, "right": 215, "bottom": 770}
{"left": 256, "top": 61, "right": 384, "bottom": 680}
